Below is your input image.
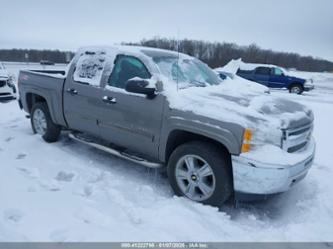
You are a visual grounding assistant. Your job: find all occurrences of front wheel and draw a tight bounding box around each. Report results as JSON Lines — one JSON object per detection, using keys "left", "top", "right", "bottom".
{"left": 31, "top": 102, "right": 61, "bottom": 143}
{"left": 289, "top": 84, "right": 304, "bottom": 94}
{"left": 167, "top": 141, "right": 232, "bottom": 207}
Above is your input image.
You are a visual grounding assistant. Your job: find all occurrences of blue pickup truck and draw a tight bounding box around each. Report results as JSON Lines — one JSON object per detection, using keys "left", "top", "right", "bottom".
{"left": 235, "top": 65, "right": 314, "bottom": 94}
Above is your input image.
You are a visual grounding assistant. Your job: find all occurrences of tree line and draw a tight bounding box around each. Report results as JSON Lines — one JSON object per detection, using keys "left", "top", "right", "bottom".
{"left": 1, "top": 38, "right": 333, "bottom": 72}
{"left": 126, "top": 38, "right": 333, "bottom": 72}
{"left": 0, "top": 49, "right": 74, "bottom": 64}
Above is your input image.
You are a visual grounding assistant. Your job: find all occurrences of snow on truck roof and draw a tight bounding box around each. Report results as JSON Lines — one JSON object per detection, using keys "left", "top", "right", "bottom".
{"left": 215, "top": 58, "right": 285, "bottom": 74}
{"left": 73, "top": 45, "right": 195, "bottom": 87}
{"left": 77, "top": 45, "right": 187, "bottom": 60}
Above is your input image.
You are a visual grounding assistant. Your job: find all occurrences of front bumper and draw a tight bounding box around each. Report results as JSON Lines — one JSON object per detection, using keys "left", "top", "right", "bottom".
{"left": 0, "top": 84, "right": 16, "bottom": 101}
{"left": 231, "top": 139, "right": 315, "bottom": 195}
{"left": 304, "top": 83, "right": 314, "bottom": 91}
{"left": 0, "top": 95, "right": 16, "bottom": 101}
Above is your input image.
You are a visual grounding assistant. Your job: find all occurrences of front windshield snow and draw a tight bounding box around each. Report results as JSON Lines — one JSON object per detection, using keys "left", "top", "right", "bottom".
{"left": 153, "top": 56, "right": 222, "bottom": 88}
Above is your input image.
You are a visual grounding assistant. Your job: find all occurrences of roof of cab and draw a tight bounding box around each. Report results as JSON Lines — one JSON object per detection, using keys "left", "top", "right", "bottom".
{"left": 77, "top": 45, "right": 183, "bottom": 59}
{"left": 78, "top": 45, "right": 178, "bottom": 56}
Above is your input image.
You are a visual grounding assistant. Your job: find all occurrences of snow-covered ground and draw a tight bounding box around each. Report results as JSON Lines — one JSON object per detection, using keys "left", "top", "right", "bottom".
{"left": 1, "top": 63, "right": 333, "bottom": 241}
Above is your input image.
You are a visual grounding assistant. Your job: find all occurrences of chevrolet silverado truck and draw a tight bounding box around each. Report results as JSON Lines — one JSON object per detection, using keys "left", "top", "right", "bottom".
{"left": 18, "top": 46, "right": 315, "bottom": 206}
{"left": 236, "top": 63, "right": 314, "bottom": 94}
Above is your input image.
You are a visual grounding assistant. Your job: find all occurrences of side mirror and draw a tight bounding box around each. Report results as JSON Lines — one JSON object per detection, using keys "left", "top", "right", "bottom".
{"left": 125, "top": 79, "right": 156, "bottom": 98}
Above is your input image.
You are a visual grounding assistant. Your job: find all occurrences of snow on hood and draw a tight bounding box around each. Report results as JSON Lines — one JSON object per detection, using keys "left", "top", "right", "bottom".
{"left": 161, "top": 75, "right": 313, "bottom": 148}
{"left": 215, "top": 70, "right": 270, "bottom": 94}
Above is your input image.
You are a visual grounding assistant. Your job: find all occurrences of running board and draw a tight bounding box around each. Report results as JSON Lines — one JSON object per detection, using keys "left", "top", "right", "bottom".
{"left": 68, "top": 133, "right": 163, "bottom": 168}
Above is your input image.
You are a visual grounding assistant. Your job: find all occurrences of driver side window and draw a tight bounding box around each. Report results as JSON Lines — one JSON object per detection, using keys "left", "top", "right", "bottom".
{"left": 273, "top": 68, "right": 284, "bottom": 76}
{"left": 108, "top": 55, "right": 151, "bottom": 89}
{"left": 254, "top": 67, "right": 271, "bottom": 75}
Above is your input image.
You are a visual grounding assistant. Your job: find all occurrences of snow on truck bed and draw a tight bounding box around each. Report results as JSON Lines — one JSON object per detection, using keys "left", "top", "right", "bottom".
{"left": 0, "top": 62, "right": 333, "bottom": 241}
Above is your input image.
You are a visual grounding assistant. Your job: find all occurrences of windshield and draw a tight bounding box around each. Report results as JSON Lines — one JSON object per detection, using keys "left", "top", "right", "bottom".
{"left": 152, "top": 56, "right": 222, "bottom": 88}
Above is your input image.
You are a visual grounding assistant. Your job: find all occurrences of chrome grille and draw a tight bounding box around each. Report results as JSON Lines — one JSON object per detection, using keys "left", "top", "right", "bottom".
{"left": 282, "top": 123, "right": 313, "bottom": 153}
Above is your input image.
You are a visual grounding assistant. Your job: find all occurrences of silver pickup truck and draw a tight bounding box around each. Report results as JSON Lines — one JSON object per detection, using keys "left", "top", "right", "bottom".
{"left": 18, "top": 46, "right": 315, "bottom": 206}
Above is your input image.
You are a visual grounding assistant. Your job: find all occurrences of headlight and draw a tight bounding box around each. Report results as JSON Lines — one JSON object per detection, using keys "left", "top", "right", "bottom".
{"left": 304, "top": 80, "right": 314, "bottom": 87}
{"left": 7, "top": 80, "right": 13, "bottom": 87}
{"left": 241, "top": 127, "right": 282, "bottom": 153}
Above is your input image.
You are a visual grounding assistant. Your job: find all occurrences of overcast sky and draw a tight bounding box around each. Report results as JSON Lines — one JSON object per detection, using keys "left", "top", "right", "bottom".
{"left": 1, "top": 0, "right": 332, "bottom": 61}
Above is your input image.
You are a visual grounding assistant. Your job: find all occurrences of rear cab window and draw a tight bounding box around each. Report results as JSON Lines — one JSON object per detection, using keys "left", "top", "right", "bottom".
{"left": 73, "top": 51, "right": 107, "bottom": 86}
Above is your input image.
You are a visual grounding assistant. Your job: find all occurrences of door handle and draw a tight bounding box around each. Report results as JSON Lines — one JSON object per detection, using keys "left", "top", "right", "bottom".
{"left": 67, "top": 88, "right": 78, "bottom": 95}
{"left": 102, "top": 96, "right": 117, "bottom": 104}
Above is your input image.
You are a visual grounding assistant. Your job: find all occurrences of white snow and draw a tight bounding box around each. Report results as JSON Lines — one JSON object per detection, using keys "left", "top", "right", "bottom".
{"left": 1, "top": 63, "right": 333, "bottom": 242}
{"left": 73, "top": 51, "right": 108, "bottom": 86}
{"left": 215, "top": 58, "right": 243, "bottom": 74}
{"left": 217, "top": 58, "right": 288, "bottom": 74}
{"left": 161, "top": 73, "right": 311, "bottom": 164}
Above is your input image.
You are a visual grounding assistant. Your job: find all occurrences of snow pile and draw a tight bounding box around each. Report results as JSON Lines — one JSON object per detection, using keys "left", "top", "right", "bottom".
{"left": 215, "top": 58, "right": 242, "bottom": 74}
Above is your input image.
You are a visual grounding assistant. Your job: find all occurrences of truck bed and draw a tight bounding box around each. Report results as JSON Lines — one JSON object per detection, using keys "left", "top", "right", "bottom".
{"left": 18, "top": 70, "right": 67, "bottom": 127}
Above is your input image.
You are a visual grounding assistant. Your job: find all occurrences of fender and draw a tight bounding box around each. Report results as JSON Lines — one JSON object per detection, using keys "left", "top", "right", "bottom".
{"left": 159, "top": 112, "right": 244, "bottom": 162}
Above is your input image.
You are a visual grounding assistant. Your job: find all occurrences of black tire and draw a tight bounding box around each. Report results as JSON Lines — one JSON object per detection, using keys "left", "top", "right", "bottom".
{"left": 289, "top": 84, "right": 304, "bottom": 94}
{"left": 31, "top": 102, "right": 61, "bottom": 143}
{"left": 167, "top": 141, "right": 232, "bottom": 207}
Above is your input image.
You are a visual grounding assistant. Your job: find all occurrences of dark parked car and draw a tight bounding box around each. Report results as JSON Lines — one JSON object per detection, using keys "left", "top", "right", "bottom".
{"left": 40, "top": 60, "right": 55, "bottom": 65}
{"left": 236, "top": 65, "right": 314, "bottom": 94}
{"left": 0, "top": 62, "right": 16, "bottom": 100}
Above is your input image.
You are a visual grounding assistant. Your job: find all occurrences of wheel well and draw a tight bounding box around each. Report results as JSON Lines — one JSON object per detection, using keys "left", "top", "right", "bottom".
{"left": 288, "top": 82, "right": 303, "bottom": 89}
{"left": 165, "top": 130, "right": 230, "bottom": 163}
{"left": 26, "top": 93, "right": 47, "bottom": 113}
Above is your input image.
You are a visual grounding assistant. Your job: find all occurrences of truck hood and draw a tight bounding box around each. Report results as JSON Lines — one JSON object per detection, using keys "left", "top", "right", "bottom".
{"left": 164, "top": 77, "right": 313, "bottom": 131}
{"left": 285, "top": 75, "right": 306, "bottom": 84}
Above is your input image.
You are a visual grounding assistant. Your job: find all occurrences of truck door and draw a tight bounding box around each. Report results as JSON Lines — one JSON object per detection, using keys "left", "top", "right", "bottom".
{"left": 253, "top": 67, "right": 271, "bottom": 86}
{"left": 269, "top": 67, "right": 287, "bottom": 88}
{"left": 97, "top": 54, "right": 164, "bottom": 159}
{"left": 63, "top": 51, "right": 107, "bottom": 136}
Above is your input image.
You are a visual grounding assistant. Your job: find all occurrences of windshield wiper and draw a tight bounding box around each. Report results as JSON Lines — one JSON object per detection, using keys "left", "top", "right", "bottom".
{"left": 178, "top": 80, "right": 208, "bottom": 90}
{"left": 189, "top": 80, "right": 207, "bottom": 87}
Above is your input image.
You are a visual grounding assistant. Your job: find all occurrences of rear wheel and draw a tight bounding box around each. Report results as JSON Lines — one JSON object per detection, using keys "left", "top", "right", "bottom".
{"left": 167, "top": 141, "right": 232, "bottom": 207}
{"left": 289, "top": 84, "right": 303, "bottom": 94}
{"left": 31, "top": 102, "right": 61, "bottom": 143}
